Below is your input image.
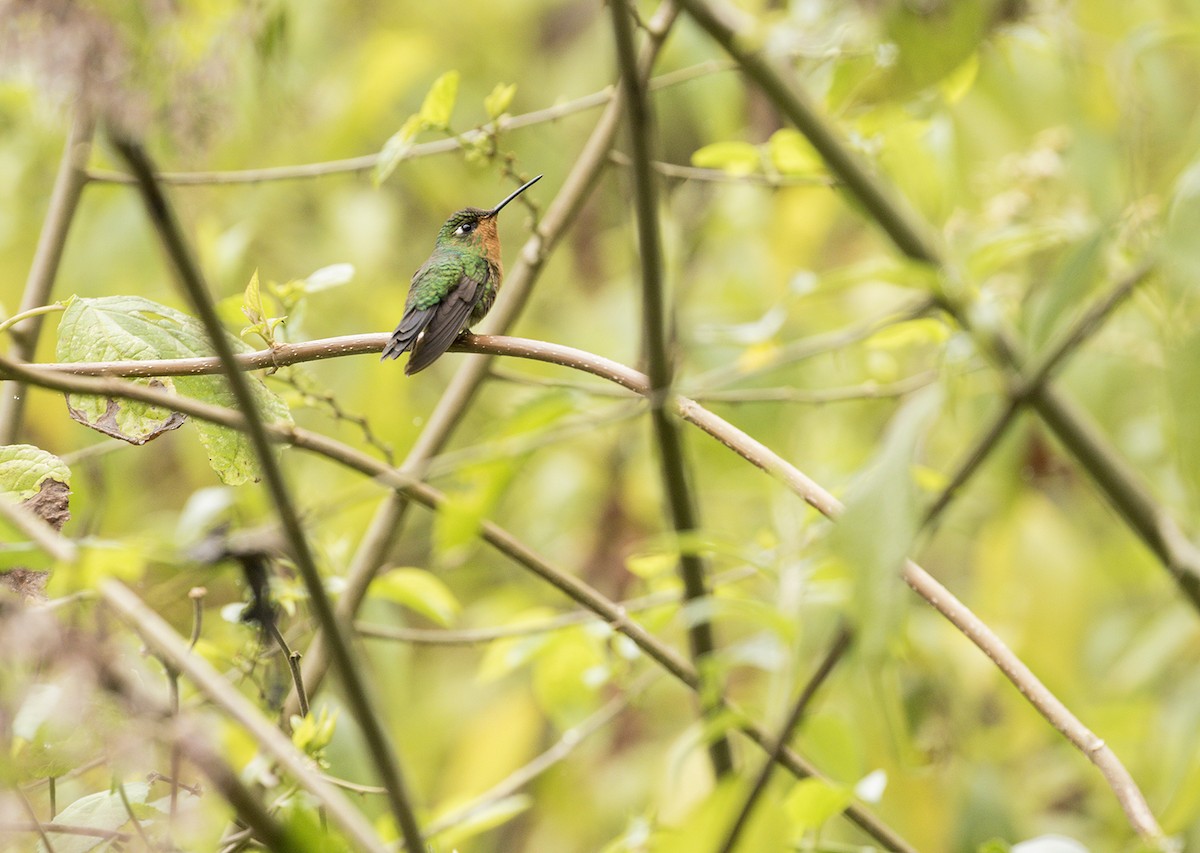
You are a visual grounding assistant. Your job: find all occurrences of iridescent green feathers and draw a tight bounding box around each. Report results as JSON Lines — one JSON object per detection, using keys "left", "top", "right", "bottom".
{"left": 382, "top": 175, "right": 542, "bottom": 375}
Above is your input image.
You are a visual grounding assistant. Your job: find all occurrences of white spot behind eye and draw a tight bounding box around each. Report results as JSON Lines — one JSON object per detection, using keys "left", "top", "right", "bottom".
{"left": 455, "top": 221, "right": 475, "bottom": 236}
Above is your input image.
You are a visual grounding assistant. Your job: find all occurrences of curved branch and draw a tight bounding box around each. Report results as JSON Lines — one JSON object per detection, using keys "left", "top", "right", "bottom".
{"left": 0, "top": 111, "right": 94, "bottom": 444}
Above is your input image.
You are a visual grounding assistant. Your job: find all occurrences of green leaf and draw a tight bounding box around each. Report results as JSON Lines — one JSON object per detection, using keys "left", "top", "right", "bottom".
{"left": 654, "top": 779, "right": 790, "bottom": 853}
{"left": 859, "top": 1, "right": 995, "bottom": 101}
{"left": 484, "top": 82, "right": 517, "bottom": 120}
{"left": 831, "top": 386, "right": 942, "bottom": 657}
{"left": 783, "top": 777, "right": 853, "bottom": 831}
{"left": 373, "top": 114, "right": 423, "bottom": 187}
{"left": 369, "top": 567, "right": 461, "bottom": 626}
{"left": 56, "top": 296, "right": 293, "bottom": 485}
{"left": 968, "top": 221, "right": 1083, "bottom": 280}
{"left": 767, "top": 129, "right": 823, "bottom": 176}
{"left": 531, "top": 630, "right": 607, "bottom": 724}
{"left": 691, "top": 141, "right": 761, "bottom": 176}
{"left": 240, "top": 269, "right": 286, "bottom": 346}
{"left": 1025, "top": 231, "right": 1105, "bottom": 352}
{"left": 419, "top": 70, "right": 459, "bottom": 128}
{"left": 41, "top": 783, "right": 164, "bottom": 853}
{"left": 301, "top": 263, "right": 355, "bottom": 292}
{"left": 0, "top": 445, "right": 70, "bottom": 502}
{"left": 290, "top": 706, "right": 339, "bottom": 755}
{"left": 867, "top": 317, "right": 952, "bottom": 350}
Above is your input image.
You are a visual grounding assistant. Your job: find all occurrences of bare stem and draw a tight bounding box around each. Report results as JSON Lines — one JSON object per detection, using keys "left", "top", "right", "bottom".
{"left": 0, "top": 111, "right": 94, "bottom": 444}
{"left": 611, "top": 0, "right": 733, "bottom": 779}
{"left": 109, "top": 137, "right": 425, "bottom": 853}
{"left": 267, "top": 621, "right": 310, "bottom": 718}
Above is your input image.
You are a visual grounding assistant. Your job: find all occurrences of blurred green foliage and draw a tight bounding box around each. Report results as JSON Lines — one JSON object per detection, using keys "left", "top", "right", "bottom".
{"left": 2, "top": 0, "right": 1200, "bottom": 850}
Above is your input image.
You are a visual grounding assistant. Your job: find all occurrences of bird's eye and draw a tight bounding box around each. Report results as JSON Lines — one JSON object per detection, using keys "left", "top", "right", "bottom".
{"left": 455, "top": 221, "right": 475, "bottom": 236}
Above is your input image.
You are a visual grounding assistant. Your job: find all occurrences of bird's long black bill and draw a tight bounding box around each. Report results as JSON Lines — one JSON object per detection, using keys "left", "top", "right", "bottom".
{"left": 487, "top": 174, "right": 543, "bottom": 216}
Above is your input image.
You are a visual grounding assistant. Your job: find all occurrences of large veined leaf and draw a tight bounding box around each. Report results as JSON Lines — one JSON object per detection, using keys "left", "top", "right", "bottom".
{"left": 56, "top": 296, "right": 292, "bottom": 485}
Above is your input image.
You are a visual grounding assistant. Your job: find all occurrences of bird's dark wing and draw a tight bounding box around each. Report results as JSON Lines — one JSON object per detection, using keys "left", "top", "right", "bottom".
{"left": 381, "top": 273, "right": 481, "bottom": 375}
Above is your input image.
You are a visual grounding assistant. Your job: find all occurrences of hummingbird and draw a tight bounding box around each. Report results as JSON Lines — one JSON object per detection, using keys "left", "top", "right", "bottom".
{"left": 381, "top": 174, "right": 543, "bottom": 374}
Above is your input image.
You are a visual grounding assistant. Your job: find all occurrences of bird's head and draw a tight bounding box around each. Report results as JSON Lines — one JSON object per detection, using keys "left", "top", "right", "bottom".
{"left": 434, "top": 174, "right": 543, "bottom": 251}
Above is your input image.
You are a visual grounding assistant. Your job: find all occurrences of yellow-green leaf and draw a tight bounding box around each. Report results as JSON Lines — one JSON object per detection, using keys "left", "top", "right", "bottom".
{"left": 691, "top": 141, "right": 761, "bottom": 176}
{"left": 419, "top": 70, "right": 459, "bottom": 128}
{"left": 373, "top": 114, "right": 423, "bottom": 187}
{"left": 783, "top": 777, "right": 853, "bottom": 831}
{"left": 485, "top": 82, "right": 517, "bottom": 120}
{"left": 768, "top": 129, "right": 823, "bottom": 175}
{"left": 370, "top": 567, "right": 461, "bottom": 626}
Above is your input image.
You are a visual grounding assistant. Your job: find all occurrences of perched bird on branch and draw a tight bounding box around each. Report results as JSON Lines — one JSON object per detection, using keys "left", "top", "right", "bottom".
{"left": 382, "top": 174, "right": 542, "bottom": 374}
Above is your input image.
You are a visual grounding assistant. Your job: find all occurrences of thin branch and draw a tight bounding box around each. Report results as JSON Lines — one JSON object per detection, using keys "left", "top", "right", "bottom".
{"left": 0, "top": 822, "right": 127, "bottom": 843}
{"left": 110, "top": 137, "right": 425, "bottom": 853}
{"left": 423, "top": 674, "right": 655, "bottom": 840}
{"left": 267, "top": 621, "right": 310, "bottom": 718}
{"left": 0, "top": 111, "right": 94, "bottom": 444}
{"left": 612, "top": 0, "right": 732, "bottom": 780}
{"left": 693, "top": 371, "right": 938, "bottom": 405}
{"left": 688, "top": 298, "right": 932, "bottom": 391}
{"left": 355, "top": 567, "right": 756, "bottom": 646}
{"left": 86, "top": 61, "right": 731, "bottom": 187}
{"left": 99, "top": 579, "right": 388, "bottom": 853}
{"left": 14, "top": 788, "right": 55, "bottom": 853}
{"left": 718, "top": 624, "right": 854, "bottom": 853}
{"left": 115, "top": 782, "right": 156, "bottom": 851}
{"left": 608, "top": 150, "right": 832, "bottom": 187}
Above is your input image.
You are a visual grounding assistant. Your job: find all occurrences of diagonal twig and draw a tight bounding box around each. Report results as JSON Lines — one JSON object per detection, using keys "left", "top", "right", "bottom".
{"left": 98, "top": 580, "right": 381, "bottom": 853}
{"left": 109, "top": 137, "right": 425, "bottom": 853}
{"left": 0, "top": 110, "right": 94, "bottom": 444}
{"left": 610, "top": 0, "right": 733, "bottom": 779}
{"left": 718, "top": 624, "right": 854, "bottom": 853}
